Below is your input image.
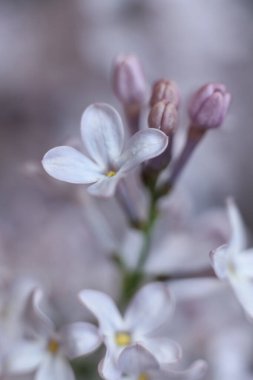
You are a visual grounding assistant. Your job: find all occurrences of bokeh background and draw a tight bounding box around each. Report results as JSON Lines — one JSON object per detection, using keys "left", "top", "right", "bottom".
{"left": 0, "top": 1, "right": 253, "bottom": 378}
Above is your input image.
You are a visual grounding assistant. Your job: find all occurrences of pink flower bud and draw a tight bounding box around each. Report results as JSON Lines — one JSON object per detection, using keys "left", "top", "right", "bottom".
{"left": 188, "top": 83, "right": 231, "bottom": 129}
{"left": 148, "top": 101, "right": 178, "bottom": 136}
{"left": 150, "top": 79, "right": 180, "bottom": 108}
{"left": 112, "top": 54, "right": 147, "bottom": 106}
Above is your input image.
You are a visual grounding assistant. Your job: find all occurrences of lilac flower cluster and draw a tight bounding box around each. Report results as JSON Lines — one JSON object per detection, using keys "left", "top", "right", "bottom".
{"left": 2, "top": 53, "right": 253, "bottom": 380}
{"left": 5, "top": 284, "right": 206, "bottom": 380}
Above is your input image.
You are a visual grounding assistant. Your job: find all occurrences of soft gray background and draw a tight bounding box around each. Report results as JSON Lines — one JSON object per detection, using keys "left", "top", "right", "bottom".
{"left": 0, "top": 1, "right": 253, "bottom": 379}
{"left": 0, "top": 0, "right": 252, "bottom": 315}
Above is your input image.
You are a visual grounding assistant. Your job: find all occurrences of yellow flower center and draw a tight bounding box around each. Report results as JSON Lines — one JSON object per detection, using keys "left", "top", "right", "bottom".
{"left": 115, "top": 331, "right": 132, "bottom": 346}
{"left": 138, "top": 373, "right": 149, "bottom": 380}
{"left": 106, "top": 170, "right": 116, "bottom": 177}
{"left": 47, "top": 339, "right": 60, "bottom": 354}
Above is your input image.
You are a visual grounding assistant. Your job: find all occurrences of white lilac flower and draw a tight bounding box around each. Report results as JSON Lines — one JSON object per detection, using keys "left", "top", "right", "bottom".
{"left": 210, "top": 198, "right": 253, "bottom": 318}
{"left": 6, "top": 288, "right": 101, "bottom": 380}
{"left": 79, "top": 282, "right": 181, "bottom": 371}
{"left": 42, "top": 103, "right": 168, "bottom": 197}
{"left": 100, "top": 345, "right": 207, "bottom": 380}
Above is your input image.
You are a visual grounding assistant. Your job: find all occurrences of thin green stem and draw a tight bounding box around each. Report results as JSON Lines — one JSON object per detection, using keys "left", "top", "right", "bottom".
{"left": 120, "top": 186, "right": 159, "bottom": 307}
{"left": 136, "top": 192, "right": 158, "bottom": 271}
{"left": 120, "top": 270, "right": 143, "bottom": 309}
{"left": 153, "top": 266, "right": 216, "bottom": 282}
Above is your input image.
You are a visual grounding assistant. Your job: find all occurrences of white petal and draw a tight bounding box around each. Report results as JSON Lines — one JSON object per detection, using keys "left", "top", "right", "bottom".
{"left": 36, "top": 355, "right": 75, "bottom": 380}
{"left": 140, "top": 337, "right": 181, "bottom": 365}
{"left": 210, "top": 245, "right": 230, "bottom": 279}
{"left": 42, "top": 146, "right": 103, "bottom": 184}
{"left": 7, "top": 341, "right": 44, "bottom": 374}
{"left": 227, "top": 198, "right": 247, "bottom": 253}
{"left": 118, "top": 344, "right": 159, "bottom": 375}
{"left": 81, "top": 103, "right": 124, "bottom": 168}
{"left": 150, "top": 360, "right": 207, "bottom": 380}
{"left": 98, "top": 353, "right": 123, "bottom": 380}
{"left": 230, "top": 277, "right": 253, "bottom": 318}
{"left": 60, "top": 322, "right": 102, "bottom": 359}
{"left": 87, "top": 174, "right": 122, "bottom": 197}
{"left": 233, "top": 249, "right": 253, "bottom": 278}
{"left": 79, "top": 290, "right": 123, "bottom": 334}
{"left": 23, "top": 288, "right": 54, "bottom": 338}
{"left": 125, "top": 282, "right": 174, "bottom": 334}
{"left": 119, "top": 129, "right": 168, "bottom": 172}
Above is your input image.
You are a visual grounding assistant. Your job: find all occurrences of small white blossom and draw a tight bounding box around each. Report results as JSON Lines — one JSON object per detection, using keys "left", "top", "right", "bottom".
{"left": 6, "top": 288, "right": 101, "bottom": 380}
{"left": 42, "top": 103, "right": 168, "bottom": 197}
{"left": 100, "top": 345, "right": 207, "bottom": 380}
{"left": 211, "top": 198, "right": 253, "bottom": 318}
{"left": 79, "top": 282, "right": 181, "bottom": 371}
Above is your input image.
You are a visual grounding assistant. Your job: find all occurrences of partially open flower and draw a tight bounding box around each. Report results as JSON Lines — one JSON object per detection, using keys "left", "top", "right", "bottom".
{"left": 188, "top": 83, "right": 231, "bottom": 129}
{"left": 42, "top": 103, "right": 168, "bottom": 197}
{"left": 210, "top": 199, "right": 253, "bottom": 318}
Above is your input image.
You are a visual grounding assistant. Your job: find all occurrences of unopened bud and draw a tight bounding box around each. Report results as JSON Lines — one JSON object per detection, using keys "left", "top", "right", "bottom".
{"left": 148, "top": 101, "right": 178, "bottom": 136}
{"left": 150, "top": 79, "right": 180, "bottom": 108}
{"left": 112, "top": 54, "right": 147, "bottom": 106}
{"left": 188, "top": 83, "right": 231, "bottom": 129}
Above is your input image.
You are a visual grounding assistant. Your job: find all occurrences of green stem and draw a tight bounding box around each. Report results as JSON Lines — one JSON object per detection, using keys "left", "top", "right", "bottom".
{"left": 153, "top": 266, "right": 216, "bottom": 282}
{"left": 136, "top": 192, "right": 157, "bottom": 271}
{"left": 120, "top": 188, "right": 159, "bottom": 307}
{"left": 72, "top": 350, "right": 103, "bottom": 380}
{"left": 120, "top": 270, "right": 143, "bottom": 309}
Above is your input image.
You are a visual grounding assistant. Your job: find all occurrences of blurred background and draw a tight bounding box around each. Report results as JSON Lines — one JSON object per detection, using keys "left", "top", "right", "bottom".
{"left": 0, "top": 2, "right": 253, "bottom": 376}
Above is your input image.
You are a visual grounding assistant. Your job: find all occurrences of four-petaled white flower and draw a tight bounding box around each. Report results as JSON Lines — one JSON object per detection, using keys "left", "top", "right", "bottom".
{"left": 100, "top": 345, "right": 207, "bottom": 380}
{"left": 211, "top": 198, "right": 253, "bottom": 318}
{"left": 79, "top": 282, "right": 181, "bottom": 372}
{"left": 42, "top": 103, "right": 168, "bottom": 197}
{"left": 6, "top": 288, "right": 102, "bottom": 380}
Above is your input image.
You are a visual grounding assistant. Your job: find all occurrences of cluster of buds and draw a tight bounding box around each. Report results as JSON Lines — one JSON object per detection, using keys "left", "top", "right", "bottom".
{"left": 145, "top": 81, "right": 232, "bottom": 196}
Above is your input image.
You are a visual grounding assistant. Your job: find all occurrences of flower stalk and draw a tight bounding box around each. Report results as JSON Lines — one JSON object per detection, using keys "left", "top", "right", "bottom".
{"left": 154, "top": 266, "right": 216, "bottom": 282}
{"left": 120, "top": 178, "right": 160, "bottom": 306}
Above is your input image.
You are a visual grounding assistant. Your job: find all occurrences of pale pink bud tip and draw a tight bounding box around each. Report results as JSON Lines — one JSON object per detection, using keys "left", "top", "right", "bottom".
{"left": 188, "top": 83, "right": 231, "bottom": 129}
{"left": 148, "top": 101, "right": 178, "bottom": 136}
{"left": 150, "top": 79, "right": 180, "bottom": 108}
{"left": 112, "top": 54, "right": 147, "bottom": 106}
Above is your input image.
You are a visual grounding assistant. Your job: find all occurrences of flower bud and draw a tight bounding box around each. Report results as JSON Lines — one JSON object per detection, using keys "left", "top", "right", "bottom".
{"left": 188, "top": 83, "right": 231, "bottom": 129}
{"left": 112, "top": 54, "right": 147, "bottom": 106}
{"left": 148, "top": 101, "right": 178, "bottom": 136}
{"left": 150, "top": 79, "right": 180, "bottom": 108}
